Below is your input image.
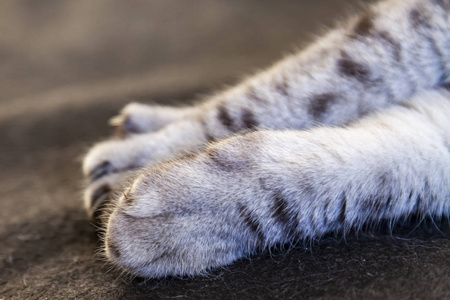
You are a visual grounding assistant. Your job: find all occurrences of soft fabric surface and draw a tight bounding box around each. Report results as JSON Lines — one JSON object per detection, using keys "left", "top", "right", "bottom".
{"left": 1, "top": 1, "right": 449, "bottom": 299}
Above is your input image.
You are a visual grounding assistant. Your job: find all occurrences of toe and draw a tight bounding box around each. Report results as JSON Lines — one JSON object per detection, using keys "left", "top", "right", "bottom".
{"left": 88, "top": 161, "right": 114, "bottom": 181}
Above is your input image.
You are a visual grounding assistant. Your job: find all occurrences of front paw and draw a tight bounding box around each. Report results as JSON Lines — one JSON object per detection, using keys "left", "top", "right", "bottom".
{"left": 103, "top": 136, "right": 268, "bottom": 277}
{"left": 103, "top": 157, "right": 246, "bottom": 277}
{"left": 82, "top": 102, "right": 199, "bottom": 221}
{"left": 82, "top": 134, "right": 155, "bottom": 223}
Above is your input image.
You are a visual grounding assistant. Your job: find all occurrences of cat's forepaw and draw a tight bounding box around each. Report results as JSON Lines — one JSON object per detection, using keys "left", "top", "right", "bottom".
{"left": 82, "top": 103, "right": 204, "bottom": 222}
{"left": 103, "top": 155, "right": 249, "bottom": 277}
{"left": 82, "top": 134, "right": 155, "bottom": 221}
{"left": 102, "top": 134, "right": 273, "bottom": 277}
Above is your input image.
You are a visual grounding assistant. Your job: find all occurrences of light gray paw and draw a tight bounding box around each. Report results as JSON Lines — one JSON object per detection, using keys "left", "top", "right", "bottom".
{"left": 102, "top": 134, "right": 273, "bottom": 278}
{"left": 103, "top": 153, "right": 251, "bottom": 278}
{"left": 82, "top": 102, "right": 201, "bottom": 223}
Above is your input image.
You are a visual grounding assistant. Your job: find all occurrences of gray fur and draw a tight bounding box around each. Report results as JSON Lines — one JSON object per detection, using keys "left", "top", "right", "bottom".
{"left": 82, "top": 0, "right": 450, "bottom": 278}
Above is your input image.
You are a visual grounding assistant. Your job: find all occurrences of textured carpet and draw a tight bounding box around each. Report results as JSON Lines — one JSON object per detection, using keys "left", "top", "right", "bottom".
{"left": 1, "top": 0, "right": 449, "bottom": 299}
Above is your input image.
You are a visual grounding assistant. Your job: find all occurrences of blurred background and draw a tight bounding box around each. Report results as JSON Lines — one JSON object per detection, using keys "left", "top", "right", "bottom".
{"left": 2, "top": 1, "right": 449, "bottom": 299}
{"left": 0, "top": 0, "right": 360, "bottom": 110}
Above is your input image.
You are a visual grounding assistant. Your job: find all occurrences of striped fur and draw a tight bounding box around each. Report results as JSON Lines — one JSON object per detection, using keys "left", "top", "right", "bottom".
{"left": 82, "top": 0, "right": 450, "bottom": 278}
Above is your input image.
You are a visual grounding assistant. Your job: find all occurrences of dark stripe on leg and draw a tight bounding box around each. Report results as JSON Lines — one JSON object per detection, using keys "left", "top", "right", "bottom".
{"left": 271, "top": 191, "right": 299, "bottom": 238}
{"left": 410, "top": 8, "right": 431, "bottom": 28}
{"left": 349, "top": 12, "right": 403, "bottom": 63}
{"left": 217, "top": 105, "right": 234, "bottom": 130}
{"left": 238, "top": 204, "right": 265, "bottom": 247}
{"left": 337, "top": 51, "right": 371, "bottom": 84}
{"left": 308, "top": 93, "right": 337, "bottom": 120}
{"left": 352, "top": 13, "right": 374, "bottom": 36}
{"left": 241, "top": 109, "right": 258, "bottom": 130}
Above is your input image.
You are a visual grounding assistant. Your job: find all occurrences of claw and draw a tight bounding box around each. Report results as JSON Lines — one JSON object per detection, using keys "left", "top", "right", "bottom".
{"left": 109, "top": 115, "right": 124, "bottom": 127}
{"left": 111, "top": 115, "right": 143, "bottom": 138}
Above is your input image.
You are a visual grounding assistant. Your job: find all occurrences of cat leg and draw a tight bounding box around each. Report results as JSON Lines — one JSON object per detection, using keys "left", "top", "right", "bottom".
{"left": 83, "top": 0, "right": 450, "bottom": 216}
{"left": 83, "top": 0, "right": 450, "bottom": 178}
{"left": 103, "top": 89, "right": 450, "bottom": 278}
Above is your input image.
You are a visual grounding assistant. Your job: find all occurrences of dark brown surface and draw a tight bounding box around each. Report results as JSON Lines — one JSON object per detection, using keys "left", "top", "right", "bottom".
{"left": 1, "top": 1, "right": 449, "bottom": 299}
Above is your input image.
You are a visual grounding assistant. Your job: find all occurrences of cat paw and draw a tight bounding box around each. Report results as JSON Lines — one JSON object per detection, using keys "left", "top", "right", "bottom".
{"left": 82, "top": 131, "right": 176, "bottom": 223}
{"left": 102, "top": 134, "right": 269, "bottom": 277}
{"left": 83, "top": 134, "right": 152, "bottom": 182}
{"left": 103, "top": 153, "right": 250, "bottom": 277}
{"left": 82, "top": 103, "right": 205, "bottom": 221}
